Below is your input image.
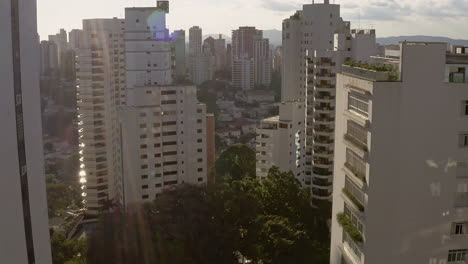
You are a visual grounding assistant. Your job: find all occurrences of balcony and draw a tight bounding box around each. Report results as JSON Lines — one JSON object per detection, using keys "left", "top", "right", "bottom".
{"left": 343, "top": 188, "right": 365, "bottom": 212}
{"left": 315, "top": 104, "right": 335, "bottom": 111}
{"left": 314, "top": 126, "right": 334, "bottom": 133}
{"left": 316, "top": 72, "right": 336, "bottom": 78}
{"left": 337, "top": 213, "right": 363, "bottom": 243}
{"left": 342, "top": 63, "right": 400, "bottom": 82}
{"left": 313, "top": 167, "right": 332, "bottom": 176}
{"left": 344, "top": 133, "right": 368, "bottom": 152}
{"left": 316, "top": 93, "right": 335, "bottom": 100}
{"left": 314, "top": 136, "right": 334, "bottom": 144}
{"left": 344, "top": 163, "right": 366, "bottom": 183}
{"left": 314, "top": 115, "right": 335, "bottom": 123}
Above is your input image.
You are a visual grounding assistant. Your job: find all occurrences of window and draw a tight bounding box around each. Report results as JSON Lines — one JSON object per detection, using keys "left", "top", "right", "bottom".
{"left": 139, "top": 124, "right": 147, "bottom": 128}
{"left": 142, "top": 185, "right": 148, "bottom": 189}
{"left": 462, "top": 134, "right": 468, "bottom": 147}
{"left": 162, "top": 131, "right": 177, "bottom": 136}
{"left": 161, "top": 100, "right": 176, "bottom": 105}
{"left": 346, "top": 148, "right": 366, "bottom": 179}
{"left": 197, "top": 109, "right": 202, "bottom": 113}
{"left": 164, "top": 171, "right": 178, "bottom": 176}
{"left": 161, "top": 90, "right": 176, "bottom": 95}
{"left": 197, "top": 149, "right": 202, "bottom": 153}
{"left": 348, "top": 92, "right": 369, "bottom": 117}
{"left": 197, "top": 168, "right": 203, "bottom": 172}
{"left": 155, "top": 164, "right": 161, "bottom": 168}
{"left": 153, "top": 123, "right": 161, "bottom": 128}
{"left": 198, "top": 178, "right": 204, "bottom": 182}
{"left": 163, "top": 151, "right": 177, "bottom": 156}
{"left": 140, "top": 134, "right": 147, "bottom": 139}
{"left": 453, "top": 223, "right": 467, "bottom": 235}
{"left": 448, "top": 249, "right": 467, "bottom": 263}
{"left": 154, "top": 153, "right": 161, "bottom": 158}
{"left": 162, "top": 121, "right": 176, "bottom": 126}
{"left": 141, "top": 165, "right": 148, "bottom": 169}
{"left": 163, "top": 141, "right": 177, "bottom": 146}
{"left": 142, "top": 195, "right": 149, "bottom": 199}
{"left": 141, "top": 175, "right": 148, "bottom": 179}
{"left": 164, "top": 180, "right": 178, "bottom": 185}
{"left": 155, "top": 183, "right": 162, "bottom": 188}
{"left": 464, "top": 101, "right": 468, "bottom": 115}
{"left": 197, "top": 139, "right": 202, "bottom": 143}
{"left": 163, "top": 161, "right": 177, "bottom": 166}
{"left": 197, "top": 129, "right": 202, "bottom": 133}
{"left": 140, "top": 144, "right": 147, "bottom": 149}
{"left": 140, "top": 154, "right": 148, "bottom": 159}
{"left": 197, "top": 158, "right": 203, "bottom": 163}
{"left": 139, "top": 113, "right": 146, "bottom": 117}
{"left": 154, "top": 143, "right": 161, "bottom": 148}
{"left": 197, "top": 119, "right": 202, "bottom": 123}
{"left": 154, "top": 133, "right": 161, "bottom": 137}
{"left": 344, "top": 204, "right": 363, "bottom": 233}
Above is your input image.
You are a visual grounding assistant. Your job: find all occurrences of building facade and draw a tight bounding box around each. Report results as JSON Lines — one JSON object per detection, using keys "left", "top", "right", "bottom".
{"left": 76, "top": 18, "right": 126, "bottom": 214}
{"left": 330, "top": 42, "right": 468, "bottom": 264}
{"left": 256, "top": 101, "right": 306, "bottom": 180}
{"left": 119, "top": 6, "right": 208, "bottom": 208}
{"left": 0, "top": 0, "right": 52, "bottom": 262}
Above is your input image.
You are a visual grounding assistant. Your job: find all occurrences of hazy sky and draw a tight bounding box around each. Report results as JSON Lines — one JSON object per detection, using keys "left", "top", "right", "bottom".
{"left": 38, "top": 0, "right": 468, "bottom": 40}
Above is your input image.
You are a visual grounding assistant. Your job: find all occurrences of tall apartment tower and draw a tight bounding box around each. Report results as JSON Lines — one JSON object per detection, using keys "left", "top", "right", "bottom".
{"left": 1, "top": 0, "right": 52, "bottom": 262}
{"left": 173, "top": 29, "right": 186, "bottom": 77}
{"left": 231, "top": 27, "right": 266, "bottom": 90}
{"left": 330, "top": 42, "right": 468, "bottom": 264}
{"left": 119, "top": 5, "right": 208, "bottom": 207}
{"left": 40, "top": 40, "right": 58, "bottom": 76}
{"left": 69, "top": 29, "right": 85, "bottom": 50}
{"left": 254, "top": 38, "right": 272, "bottom": 86}
{"left": 279, "top": 2, "right": 375, "bottom": 200}
{"left": 76, "top": 18, "right": 126, "bottom": 215}
{"left": 214, "top": 35, "right": 227, "bottom": 70}
{"left": 189, "top": 26, "right": 202, "bottom": 56}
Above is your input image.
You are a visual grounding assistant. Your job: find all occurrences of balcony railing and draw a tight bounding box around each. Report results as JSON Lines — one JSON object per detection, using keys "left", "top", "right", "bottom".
{"left": 314, "top": 137, "right": 334, "bottom": 144}
{"left": 314, "top": 126, "right": 334, "bottom": 133}
{"left": 315, "top": 105, "right": 335, "bottom": 111}
{"left": 342, "top": 64, "right": 400, "bottom": 82}
{"left": 343, "top": 188, "right": 365, "bottom": 212}
{"left": 316, "top": 94, "right": 335, "bottom": 100}
{"left": 344, "top": 162, "right": 366, "bottom": 183}
{"left": 314, "top": 115, "right": 335, "bottom": 122}
{"left": 313, "top": 167, "right": 332, "bottom": 176}
{"left": 344, "top": 133, "right": 368, "bottom": 152}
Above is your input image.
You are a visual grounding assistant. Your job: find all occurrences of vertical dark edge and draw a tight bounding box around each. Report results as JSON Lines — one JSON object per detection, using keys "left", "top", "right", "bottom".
{"left": 11, "top": 0, "right": 36, "bottom": 262}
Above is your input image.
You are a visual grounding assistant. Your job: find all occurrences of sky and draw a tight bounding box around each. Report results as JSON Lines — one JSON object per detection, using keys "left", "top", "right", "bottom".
{"left": 38, "top": 0, "right": 468, "bottom": 40}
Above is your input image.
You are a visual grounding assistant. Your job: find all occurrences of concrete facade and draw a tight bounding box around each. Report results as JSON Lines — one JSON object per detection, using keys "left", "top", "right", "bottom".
{"left": 330, "top": 42, "right": 468, "bottom": 264}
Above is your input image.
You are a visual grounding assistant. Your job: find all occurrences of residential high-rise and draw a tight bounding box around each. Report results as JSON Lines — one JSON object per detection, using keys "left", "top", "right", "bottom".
{"left": 1, "top": 0, "right": 52, "bottom": 262}
{"left": 226, "top": 44, "right": 232, "bottom": 70}
{"left": 256, "top": 101, "right": 306, "bottom": 179}
{"left": 69, "top": 29, "right": 84, "bottom": 50}
{"left": 76, "top": 18, "right": 126, "bottom": 215}
{"left": 214, "top": 34, "right": 227, "bottom": 70}
{"left": 231, "top": 26, "right": 267, "bottom": 90}
{"left": 258, "top": 1, "right": 376, "bottom": 200}
{"left": 49, "top": 28, "right": 68, "bottom": 67}
{"left": 119, "top": 5, "right": 208, "bottom": 207}
{"left": 254, "top": 38, "right": 272, "bottom": 86}
{"left": 40, "top": 40, "right": 58, "bottom": 76}
{"left": 330, "top": 42, "right": 468, "bottom": 264}
{"left": 189, "top": 26, "right": 202, "bottom": 56}
{"left": 173, "top": 29, "right": 186, "bottom": 78}
{"left": 232, "top": 55, "right": 254, "bottom": 90}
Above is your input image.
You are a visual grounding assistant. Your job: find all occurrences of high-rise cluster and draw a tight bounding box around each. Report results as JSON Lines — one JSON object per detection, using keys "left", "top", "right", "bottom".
{"left": 232, "top": 27, "right": 271, "bottom": 90}
{"left": 75, "top": 2, "right": 215, "bottom": 214}
{"left": 256, "top": 0, "right": 376, "bottom": 200}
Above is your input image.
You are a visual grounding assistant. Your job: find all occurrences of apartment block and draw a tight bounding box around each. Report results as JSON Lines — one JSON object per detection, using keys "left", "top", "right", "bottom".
{"left": 76, "top": 18, "right": 126, "bottom": 214}
{"left": 264, "top": 0, "right": 377, "bottom": 200}
{"left": 256, "top": 101, "right": 306, "bottom": 180}
{"left": 1, "top": 0, "right": 52, "bottom": 262}
{"left": 330, "top": 42, "right": 468, "bottom": 264}
{"left": 232, "top": 55, "right": 255, "bottom": 90}
{"left": 254, "top": 38, "right": 272, "bottom": 86}
{"left": 119, "top": 5, "right": 208, "bottom": 208}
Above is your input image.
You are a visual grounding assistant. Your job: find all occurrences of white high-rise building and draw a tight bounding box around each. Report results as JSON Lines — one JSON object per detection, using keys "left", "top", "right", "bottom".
{"left": 257, "top": 1, "right": 376, "bottom": 199}
{"left": 254, "top": 38, "right": 272, "bottom": 87}
{"left": 76, "top": 18, "right": 126, "bottom": 215}
{"left": 256, "top": 101, "right": 306, "bottom": 179}
{"left": 0, "top": 0, "right": 52, "bottom": 262}
{"left": 119, "top": 5, "right": 208, "bottom": 207}
{"left": 330, "top": 42, "right": 468, "bottom": 264}
{"left": 232, "top": 55, "right": 254, "bottom": 90}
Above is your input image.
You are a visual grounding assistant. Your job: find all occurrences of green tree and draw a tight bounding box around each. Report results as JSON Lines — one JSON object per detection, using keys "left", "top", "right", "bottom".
{"left": 47, "top": 183, "right": 81, "bottom": 217}
{"left": 50, "top": 229, "right": 87, "bottom": 264}
{"left": 214, "top": 144, "right": 256, "bottom": 182}
{"left": 86, "top": 167, "right": 330, "bottom": 264}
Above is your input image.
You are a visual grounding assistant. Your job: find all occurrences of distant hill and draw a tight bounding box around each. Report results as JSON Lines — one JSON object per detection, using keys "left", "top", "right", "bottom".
{"left": 263, "top": 29, "right": 282, "bottom": 46}
{"left": 377, "top": 36, "right": 468, "bottom": 46}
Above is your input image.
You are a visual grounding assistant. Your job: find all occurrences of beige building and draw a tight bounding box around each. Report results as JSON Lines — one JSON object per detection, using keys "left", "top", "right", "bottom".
{"left": 330, "top": 42, "right": 468, "bottom": 264}
{"left": 76, "top": 18, "right": 126, "bottom": 214}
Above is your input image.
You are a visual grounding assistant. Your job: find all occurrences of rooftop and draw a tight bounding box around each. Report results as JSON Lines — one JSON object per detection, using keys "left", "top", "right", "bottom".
{"left": 342, "top": 60, "right": 400, "bottom": 82}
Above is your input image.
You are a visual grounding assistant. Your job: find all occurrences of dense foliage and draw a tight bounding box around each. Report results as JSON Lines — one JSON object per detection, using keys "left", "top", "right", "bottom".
{"left": 87, "top": 167, "right": 330, "bottom": 264}
{"left": 214, "top": 144, "right": 256, "bottom": 182}
{"left": 50, "top": 229, "right": 87, "bottom": 264}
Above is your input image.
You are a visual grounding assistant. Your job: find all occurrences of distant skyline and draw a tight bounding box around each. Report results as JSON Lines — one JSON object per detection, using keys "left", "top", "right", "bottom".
{"left": 38, "top": 0, "right": 468, "bottom": 40}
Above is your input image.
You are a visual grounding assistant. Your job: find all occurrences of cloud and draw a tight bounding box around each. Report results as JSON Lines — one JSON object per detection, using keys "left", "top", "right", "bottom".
{"left": 260, "top": 0, "right": 300, "bottom": 12}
